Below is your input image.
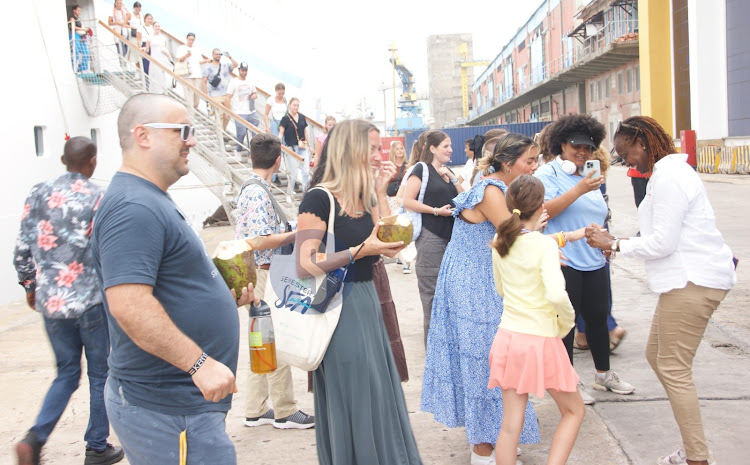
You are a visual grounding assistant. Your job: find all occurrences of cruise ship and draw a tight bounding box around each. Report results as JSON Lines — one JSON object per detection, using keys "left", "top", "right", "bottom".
{"left": 5, "top": 0, "right": 328, "bottom": 306}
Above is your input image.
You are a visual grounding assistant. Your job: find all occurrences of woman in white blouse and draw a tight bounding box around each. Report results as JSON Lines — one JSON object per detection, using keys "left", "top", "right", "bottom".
{"left": 145, "top": 22, "right": 172, "bottom": 94}
{"left": 586, "top": 116, "right": 736, "bottom": 465}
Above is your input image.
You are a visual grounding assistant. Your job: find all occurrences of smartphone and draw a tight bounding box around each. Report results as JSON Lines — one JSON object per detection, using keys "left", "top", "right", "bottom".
{"left": 310, "top": 267, "right": 348, "bottom": 314}
{"left": 583, "top": 159, "right": 601, "bottom": 179}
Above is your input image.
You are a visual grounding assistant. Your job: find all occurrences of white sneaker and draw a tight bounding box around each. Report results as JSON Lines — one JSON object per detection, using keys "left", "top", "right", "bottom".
{"left": 592, "top": 371, "right": 635, "bottom": 395}
{"left": 656, "top": 446, "right": 716, "bottom": 465}
{"left": 578, "top": 382, "right": 596, "bottom": 405}
{"left": 402, "top": 264, "right": 412, "bottom": 274}
{"left": 469, "top": 448, "right": 522, "bottom": 465}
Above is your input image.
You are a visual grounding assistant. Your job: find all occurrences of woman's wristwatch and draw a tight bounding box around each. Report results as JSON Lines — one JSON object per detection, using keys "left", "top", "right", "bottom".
{"left": 450, "top": 178, "right": 459, "bottom": 184}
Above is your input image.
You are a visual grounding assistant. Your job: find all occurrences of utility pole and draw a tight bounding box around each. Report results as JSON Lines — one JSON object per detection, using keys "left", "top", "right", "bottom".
{"left": 389, "top": 41, "right": 398, "bottom": 135}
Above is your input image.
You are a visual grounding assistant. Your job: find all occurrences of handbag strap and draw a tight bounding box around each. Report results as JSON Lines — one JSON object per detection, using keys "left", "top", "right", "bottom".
{"left": 238, "top": 177, "right": 289, "bottom": 226}
{"left": 416, "top": 161, "right": 429, "bottom": 203}
{"left": 308, "top": 186, "right": 337, "bottom": 255}
{"left": 395, "top": 162, "right": 406, "bottom": 181}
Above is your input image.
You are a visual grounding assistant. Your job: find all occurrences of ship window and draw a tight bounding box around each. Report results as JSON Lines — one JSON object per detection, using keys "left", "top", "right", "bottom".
{"left": 34, "top": 126, "right": 45, "bottom": 157}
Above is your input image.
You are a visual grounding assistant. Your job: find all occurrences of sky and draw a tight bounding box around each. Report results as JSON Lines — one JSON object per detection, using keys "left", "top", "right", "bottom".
{"left": 121, "top": 0, "right": 591, "bottom": 122}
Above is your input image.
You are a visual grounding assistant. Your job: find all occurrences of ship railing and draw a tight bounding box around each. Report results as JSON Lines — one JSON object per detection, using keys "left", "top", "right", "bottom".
{"left": 70, "top": 19, "right": 303, "bottom": 221}
{"left": 159, "top": 27, "right": 328, "bottom": 160}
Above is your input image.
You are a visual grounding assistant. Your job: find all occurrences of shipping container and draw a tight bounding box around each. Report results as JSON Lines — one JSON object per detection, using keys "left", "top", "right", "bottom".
{"left": 403, "top": 122, "right": 551, "bottom": 167}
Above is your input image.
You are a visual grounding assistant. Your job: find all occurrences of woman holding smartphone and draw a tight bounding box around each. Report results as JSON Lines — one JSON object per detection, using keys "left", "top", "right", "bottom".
{"left": 534, "top": 114, "right": 635, "bottom": 400}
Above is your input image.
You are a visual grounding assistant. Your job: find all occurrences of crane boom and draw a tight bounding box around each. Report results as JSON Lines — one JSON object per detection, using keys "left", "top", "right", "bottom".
{"left": 455, "top": 43, "right": 490, "bottom": 119}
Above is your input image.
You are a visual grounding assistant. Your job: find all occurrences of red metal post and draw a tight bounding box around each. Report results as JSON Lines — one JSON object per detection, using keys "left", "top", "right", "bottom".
{"left": 681, "top": 129, "right": 697, "bottom": 168}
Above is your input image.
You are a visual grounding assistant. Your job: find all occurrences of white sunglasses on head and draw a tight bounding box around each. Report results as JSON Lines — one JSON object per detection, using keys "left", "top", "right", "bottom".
{"left": 131, "top": 123, "right": 195, "bottom": 141}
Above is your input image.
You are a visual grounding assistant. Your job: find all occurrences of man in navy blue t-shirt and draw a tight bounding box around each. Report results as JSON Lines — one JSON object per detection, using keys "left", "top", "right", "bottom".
{"left": 92, "top": 93, "right": 258, "bottom": 465}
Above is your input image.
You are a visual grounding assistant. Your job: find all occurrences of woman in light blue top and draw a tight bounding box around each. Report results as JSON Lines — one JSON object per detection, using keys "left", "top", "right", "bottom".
{"left": 534, "top": 114, "right": 635, "bottom": 398}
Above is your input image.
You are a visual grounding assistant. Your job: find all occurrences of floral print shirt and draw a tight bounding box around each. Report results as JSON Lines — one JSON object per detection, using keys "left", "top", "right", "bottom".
{"left": 233, "top": 172, "right": 280, "bottom": 266}
{"left": 13, "top": 172, "right": 104, "bottom": 319}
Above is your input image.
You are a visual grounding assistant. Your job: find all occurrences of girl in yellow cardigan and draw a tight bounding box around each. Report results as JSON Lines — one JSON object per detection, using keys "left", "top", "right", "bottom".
{"left": 488, "top": 175, "right": 585, "bottom": 465}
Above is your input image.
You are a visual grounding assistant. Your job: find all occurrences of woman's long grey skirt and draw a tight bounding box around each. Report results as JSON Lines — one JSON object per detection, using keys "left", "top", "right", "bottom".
{"left": 313, "top": 280, "right": 423, "bottom": 465}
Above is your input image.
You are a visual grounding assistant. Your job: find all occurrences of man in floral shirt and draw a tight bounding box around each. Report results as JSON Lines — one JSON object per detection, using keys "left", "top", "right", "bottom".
{"left": 13, "top": 137, "right": 124, "bottom": 465}
{"left": 233, "top": 133, "right": 314, "bottom": 430}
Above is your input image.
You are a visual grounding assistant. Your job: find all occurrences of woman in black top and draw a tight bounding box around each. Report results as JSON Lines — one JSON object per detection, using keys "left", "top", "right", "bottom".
{"left": 69, "top": 4, "right": 90, "bottom": 72}
{"left": 296, "top": 120, "right": 422, "bottom": 465}
{"left": 278, "top": 97, "right": 310, "bottom": 197}
{"left": 402, "top": 131, "right": 463, "bottom": 345}
{"left": 310, "top": 126, "right": 410, "bottom": 382}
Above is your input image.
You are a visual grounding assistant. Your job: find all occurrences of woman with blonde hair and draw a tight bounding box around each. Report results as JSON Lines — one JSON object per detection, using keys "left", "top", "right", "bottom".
{"left": 422, "top": 133, "right": 541, "bottom": 464}
{"left": 296, "top": 120, "right": 422, "bottom": 465}
{"left": 386, "top": 140, "right": 407, "bottom": 211}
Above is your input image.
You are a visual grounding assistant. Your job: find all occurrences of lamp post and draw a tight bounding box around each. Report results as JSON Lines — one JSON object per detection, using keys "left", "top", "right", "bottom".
{"left": 379, "top": 84, "right": 396, "bottom": 135}
{"left": 389, "top": 42, "right": 398, "bottom": 136}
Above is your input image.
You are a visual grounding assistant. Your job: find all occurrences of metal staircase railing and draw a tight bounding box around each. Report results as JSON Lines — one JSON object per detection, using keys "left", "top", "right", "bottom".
{"left": 158, "top": 27, "right": 329, "bottom": 157}
{"left": 73, "top": 19, "right": 303, "bottom": 223}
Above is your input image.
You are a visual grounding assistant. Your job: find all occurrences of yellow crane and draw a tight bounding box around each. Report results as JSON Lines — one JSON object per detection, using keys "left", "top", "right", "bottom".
{"left": 455, "top": 43, "right": 490, "bottom": 119}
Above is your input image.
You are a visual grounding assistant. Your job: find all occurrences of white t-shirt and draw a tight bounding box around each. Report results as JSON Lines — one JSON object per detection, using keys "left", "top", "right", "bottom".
{"left": 176, "top": 44, "right": 203, "bottom": 79}
{"left": 225, "top": 78, "right": 256, "bottom": 114}
{"left": 267, "top": 98, "right": 287, "bottom": 122}
{"left": 137, "top": 24, "right": 153, "bottom": 44}
{"left": 461, "top": 159, "right": 474, "bottom": 191}
{"left": 128, "top": 14, "right": 142, "bottom": 29}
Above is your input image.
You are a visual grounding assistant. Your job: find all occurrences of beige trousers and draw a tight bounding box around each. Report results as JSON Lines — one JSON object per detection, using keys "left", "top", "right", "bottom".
{"left": 244, "top": 268, "right": 298, "bottom": 419}
{"left": 646, "top": 281, "right": 728, "bottom": 461}
{"left": 208, "top": 96, "right": 230, "bottom": 131}
{"left": 182, "top": 78, "right": 201, "bottom": 109}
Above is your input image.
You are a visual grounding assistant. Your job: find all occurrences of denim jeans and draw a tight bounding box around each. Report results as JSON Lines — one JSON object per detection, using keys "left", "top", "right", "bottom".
{"left": 235, "top": 113, "right": 260, "bottom": 152}
{"left": 31, "top": 304, "right": 110, "bottom": 450}
{"left": 285, "top": 145, "right": 310, "bottom": 197}
{"left": 269, "top": 121, "right": 281, "bottom": 182}
{"left": 105, "top": 378, "right": 236, "bottom": 465}
{"left": 269, "top": 119, "right": 281, "bottom": 136}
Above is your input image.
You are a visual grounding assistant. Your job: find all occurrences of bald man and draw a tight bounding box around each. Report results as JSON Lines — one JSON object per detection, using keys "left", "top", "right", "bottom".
{"left": 91, "top": 93, "right": 257, "bottom": 465}
{"left": 14, "top": 137, "right": 124, "bottom": 465}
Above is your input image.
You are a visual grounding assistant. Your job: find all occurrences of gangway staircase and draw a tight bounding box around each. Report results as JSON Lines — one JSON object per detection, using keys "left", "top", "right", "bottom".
{"left": 73, "top": 20, "right": 328, "bottom": 224}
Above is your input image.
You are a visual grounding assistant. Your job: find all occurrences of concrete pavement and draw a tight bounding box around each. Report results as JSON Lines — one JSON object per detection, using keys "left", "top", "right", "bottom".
{"left": 1, "top": 165, "right": 748, "bottom": 464}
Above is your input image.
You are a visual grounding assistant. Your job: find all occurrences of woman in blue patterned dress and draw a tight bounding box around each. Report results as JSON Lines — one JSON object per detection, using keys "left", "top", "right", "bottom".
{"left": 421, "top": 133, "right": 542, "bottom": 465}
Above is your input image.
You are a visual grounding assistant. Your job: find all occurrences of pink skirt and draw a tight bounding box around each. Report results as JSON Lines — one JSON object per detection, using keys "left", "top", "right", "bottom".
{"left": 488, "top": 327, "right": 579, "bottom": 398}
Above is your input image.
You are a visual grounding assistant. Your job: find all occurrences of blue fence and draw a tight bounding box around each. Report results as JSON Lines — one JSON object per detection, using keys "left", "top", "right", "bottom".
{"left": 404, "top": 122, "right": 550, "bottom": 167}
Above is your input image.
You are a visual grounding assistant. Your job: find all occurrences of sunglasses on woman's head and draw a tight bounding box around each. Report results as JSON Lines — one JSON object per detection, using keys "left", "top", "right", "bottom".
{"left": 615, "top": 121, "right": 640, "bottom": 141}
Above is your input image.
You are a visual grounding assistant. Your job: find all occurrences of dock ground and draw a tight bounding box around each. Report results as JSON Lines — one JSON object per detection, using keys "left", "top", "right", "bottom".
{"left": 2, "top": 165, "right": 748, "bottom": 464}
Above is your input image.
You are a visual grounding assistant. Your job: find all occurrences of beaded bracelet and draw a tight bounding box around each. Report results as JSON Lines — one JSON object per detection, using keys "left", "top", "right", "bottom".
{"left": 555, "top": 232, "right": 567, "bottom": 248}
{"left": 188, "top": 352, "right": 208, "bottom": 376}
